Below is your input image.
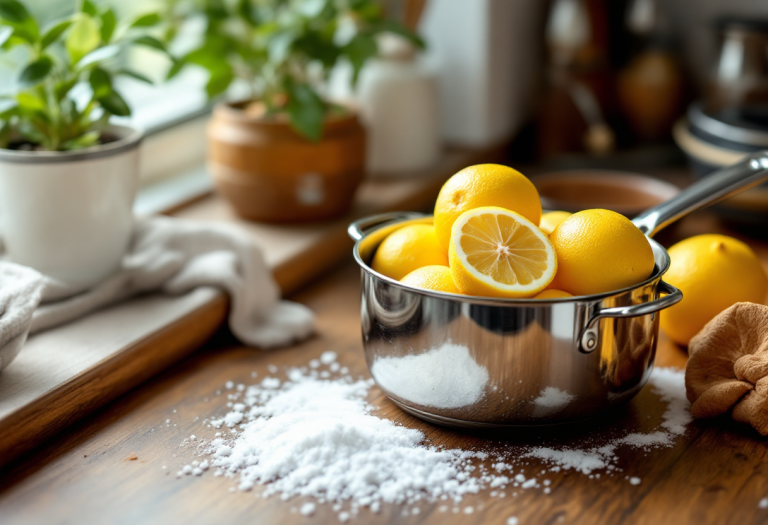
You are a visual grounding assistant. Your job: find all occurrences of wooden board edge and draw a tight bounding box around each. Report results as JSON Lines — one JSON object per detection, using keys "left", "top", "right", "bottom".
{"left": 0, "top": 294, "right": 229, "bottom": 470}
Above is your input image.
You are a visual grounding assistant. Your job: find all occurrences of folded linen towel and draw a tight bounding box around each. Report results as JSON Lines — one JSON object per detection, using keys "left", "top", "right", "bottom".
{"left": 0, "top": 216, "right": 315, "bottom": 372}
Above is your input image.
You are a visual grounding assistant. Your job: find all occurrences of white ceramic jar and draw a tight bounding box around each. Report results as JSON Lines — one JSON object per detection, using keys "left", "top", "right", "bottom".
{"left": 358, "top": 35, "right": 440, "bottom": 176}
{"left": 0, "top": 125, "right": 141, "bottom": 289}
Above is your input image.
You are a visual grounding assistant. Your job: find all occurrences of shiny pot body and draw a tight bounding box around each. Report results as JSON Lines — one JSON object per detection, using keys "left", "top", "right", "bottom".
{"left": 351, "top": 213, "right": 679, "bottom": 428}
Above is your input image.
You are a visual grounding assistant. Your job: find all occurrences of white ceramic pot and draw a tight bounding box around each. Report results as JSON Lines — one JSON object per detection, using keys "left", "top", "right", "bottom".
{"left": 0, "top": 125, "right": 141, "bottom": 289}
{"left": 358, "top": 36, "right": 441, "bottom": 176}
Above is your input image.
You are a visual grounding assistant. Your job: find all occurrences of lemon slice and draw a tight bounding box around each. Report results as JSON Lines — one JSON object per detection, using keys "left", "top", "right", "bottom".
{"left": 448, "top": 206, "right": 557, "bottom": 298}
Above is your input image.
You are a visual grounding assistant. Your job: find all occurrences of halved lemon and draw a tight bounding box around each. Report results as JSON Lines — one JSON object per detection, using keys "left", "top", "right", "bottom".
{"left": 448, "top": 206, "right": 557, "bottom": 298}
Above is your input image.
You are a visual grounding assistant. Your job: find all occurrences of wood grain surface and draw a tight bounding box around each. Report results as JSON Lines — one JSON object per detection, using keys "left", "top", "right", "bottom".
{"left": 1, "top": 211, "right": 767, "bottom": 525}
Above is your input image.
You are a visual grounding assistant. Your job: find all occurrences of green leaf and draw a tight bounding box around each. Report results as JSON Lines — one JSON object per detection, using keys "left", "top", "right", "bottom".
{"left": 17, "top": 121, "right": 47, "bottom": 146}
{"left": 0, "top": 0, "right": 37, "bottom": 43}
{"left": 130, "top": 12, "right": 161, "bottom": 28}
{"left": 54, "top": 77, "right": 77, "bottom": 100}
{"left": 62, "top": 130, "right": 99, "bottom": 150}
{"left": 296, "top": 33, "right": 339, "bottom": 70}
{"left": 204, "top": 0, "right": 228, "bottom": 21}
{"left": 118, "top": 69, "right": 153, "bottom": 84}
{"left": 16, "top": 91, "right": 45, "bottom": 112}
{"left": 237, "top": 0, "right": 258, "bottom": 25}
{"left": 97, "top": 89, "right": 130, "bottom": 116}
{"left": 88, "top": 66, "right": 112, "bottom": 97}
{"left": 286, "top": 82, "right": 325, "bottom": 142}
{"left": 100, "top": 8, "right": 116, "bottom": 43}
{"left": 78, "top": 43, "right": 120, "bottom": 67}
{"left": 41, "top": 19, "right": 72, "bottom": 49}
{"left": 368, "top": 20, "right": 425, "bottom": 49}
{"left": 184, "top": 46, "right": 222, "bottom": 70}
{"left": 0, "top": 0, "right": 30, "bottom": 23}
{"left": 66, "top": 13, "right": 100, "bottom": 64}
{"left": 133, "top": 35, "right": 167, "bottom": 53}
{"left": 205, "top": 66, "right": 234, "bottom": 98}
{"left": 0, "top": 119, "right": 12, "bottom": 149}
{"left": 18, "top": 55, "right": 53, "bottom": 87}
{"left": 166, "top": 58, "right": 185, "bottom": 80}
{"left": 0, "top": 24, "right": 11, "bottom": 47}
{"left": 80, "top": 0, "right": 98, "bottom": 17}
{"left": 344, "top": 33, "right": 377, "bottom": 84}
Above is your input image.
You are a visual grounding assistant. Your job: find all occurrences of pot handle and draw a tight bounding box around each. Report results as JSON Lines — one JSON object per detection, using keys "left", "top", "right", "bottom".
{"left": 348, "top": 212, "right": 430, "bottom": 242}
{"left": 579, "top": 281, "right": 683, "bottom": 353}
{"left": 632, "top": 150, "right": 768, "bottom": 237}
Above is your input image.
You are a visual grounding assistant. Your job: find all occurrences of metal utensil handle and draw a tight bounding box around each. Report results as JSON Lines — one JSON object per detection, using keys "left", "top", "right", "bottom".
{"left": 347, "top": 211, "right": 429, "bottom": 242}
{"left": 632, "top": 151, "right": 768, "bottom": 237}
{"left": 579, "top": 281, "right": 682, "bottom": 353}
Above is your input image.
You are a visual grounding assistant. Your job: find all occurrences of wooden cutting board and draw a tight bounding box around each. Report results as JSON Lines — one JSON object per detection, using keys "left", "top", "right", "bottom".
{"left": 0, "top": 145, "right": 506, "bottom": 469}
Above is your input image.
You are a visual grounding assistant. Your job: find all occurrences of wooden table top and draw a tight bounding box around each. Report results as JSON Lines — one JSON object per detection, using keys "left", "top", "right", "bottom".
{"left": 1, "top": 210, "right": 767, "bottom": 525}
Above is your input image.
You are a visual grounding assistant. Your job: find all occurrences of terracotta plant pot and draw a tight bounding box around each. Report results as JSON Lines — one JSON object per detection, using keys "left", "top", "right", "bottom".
{"left": 207, "top": 101, "right": 367, "bottom": 223}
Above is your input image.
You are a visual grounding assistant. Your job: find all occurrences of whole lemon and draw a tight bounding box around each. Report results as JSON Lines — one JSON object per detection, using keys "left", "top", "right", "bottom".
{"left": 372, "top": 224, "right": 448, "bottom": 281}
{"left": 434, "top": 164, "right": 542, "bottom": 250}
{"left": 401, "top": 265, "right": 460, "bottom": 294}
{"left": 549, "top": 209, "right": 655, "bottom": 296}
{"left": 660, "top": 234, "right": 768, "bottom": 346}
{"left": 534, "top": 289, "right": 573, "bottom": 299}
{"left": 539, "top": 211, "right": 572, "bottom": 236}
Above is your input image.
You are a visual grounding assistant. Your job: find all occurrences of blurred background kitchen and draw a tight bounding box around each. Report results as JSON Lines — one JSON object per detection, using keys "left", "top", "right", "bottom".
{"left": 3, "top": 0, "right": 768, "bottom": 228}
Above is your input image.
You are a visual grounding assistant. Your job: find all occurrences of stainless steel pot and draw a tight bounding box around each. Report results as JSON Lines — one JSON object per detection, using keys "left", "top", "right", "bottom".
{"left": 348, "top": 152, "right": 768, "bottom": 428}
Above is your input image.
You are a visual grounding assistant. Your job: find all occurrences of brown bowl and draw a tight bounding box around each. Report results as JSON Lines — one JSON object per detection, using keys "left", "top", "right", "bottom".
{"left": 532, "top": 170, "right": 680, "bottom": 216}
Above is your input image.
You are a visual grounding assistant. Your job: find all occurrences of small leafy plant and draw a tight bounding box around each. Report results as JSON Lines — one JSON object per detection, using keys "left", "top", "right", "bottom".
{"left": 167, "top": 0, "right": 422, "bottom": 141}
{"left": 0, "top": 0, "right": 172, "bottom": 151}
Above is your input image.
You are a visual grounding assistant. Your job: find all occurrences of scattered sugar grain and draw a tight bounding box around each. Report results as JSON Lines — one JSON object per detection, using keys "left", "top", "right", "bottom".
{"left": 521, "top": 479, "right": 536, "bottom": 489}
{"left": 508, "top": 518, "right": 518, "bottom": 525}
{"left": 533, "top": 387, "right": 575, "bottom": 408}
{"left": 759, "top": 498, "right": 768, "bottom": 509}
{"left": 309, "top": 359, "right": 321, "bottom": 369}
{"left": 320, "top": 351, "right": 337, "bottom": 364}
{"left": 629, "top": 477, "right": 641, "bottom": 485}
{"left": 299, "top": 502, "right": 316, "bottom": 516}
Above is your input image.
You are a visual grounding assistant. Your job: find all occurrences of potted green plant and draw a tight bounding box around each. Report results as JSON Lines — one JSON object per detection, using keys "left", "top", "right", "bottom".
{"left": 0, "top": 0, "right": 171, "bottom": 288}
{"left": 167, "top": 0, "right": 422, "bottom": 222}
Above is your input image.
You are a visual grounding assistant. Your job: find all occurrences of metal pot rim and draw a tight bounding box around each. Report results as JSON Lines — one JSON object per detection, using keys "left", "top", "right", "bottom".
{"left": 352, "top": 213, "right": 671, "bottom": 307}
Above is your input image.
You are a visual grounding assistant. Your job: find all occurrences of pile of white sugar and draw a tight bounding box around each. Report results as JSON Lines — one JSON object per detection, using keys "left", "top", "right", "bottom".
{"left": 174, "top": 351, "right": 694, "bottom": 521}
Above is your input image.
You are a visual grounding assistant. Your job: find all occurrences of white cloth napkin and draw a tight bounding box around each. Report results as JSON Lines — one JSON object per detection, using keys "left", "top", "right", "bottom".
{"left": 0, "top": 216, "right": 315, "bottom": 370}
